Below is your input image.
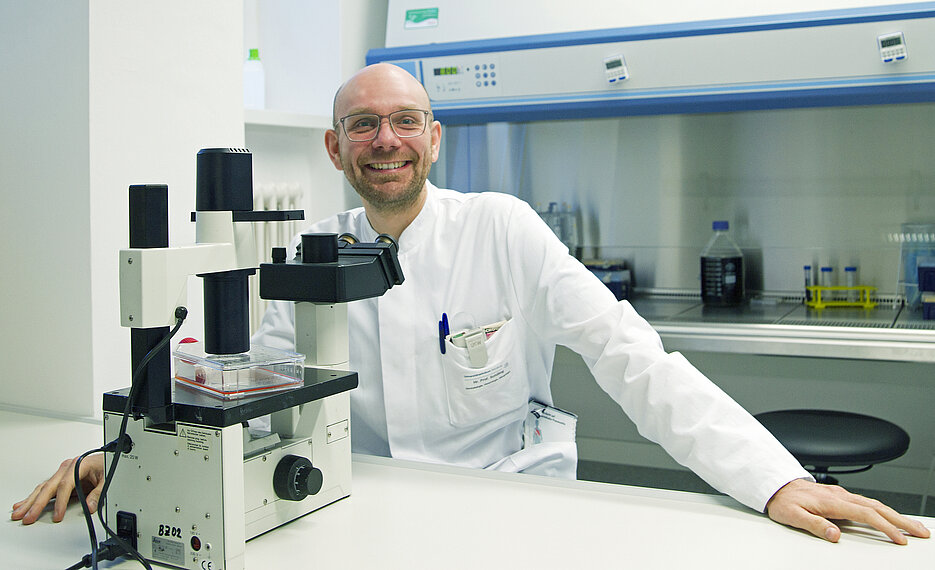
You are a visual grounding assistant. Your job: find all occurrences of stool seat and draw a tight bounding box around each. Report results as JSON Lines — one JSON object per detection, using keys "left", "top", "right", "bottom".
{"left": 755, "top": 409, "right": 909, "bottom": 482}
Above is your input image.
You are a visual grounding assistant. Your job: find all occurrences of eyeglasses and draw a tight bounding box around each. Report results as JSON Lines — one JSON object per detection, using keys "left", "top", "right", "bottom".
{"left": 337, "top": 109, "right": 432, "bottom": 142}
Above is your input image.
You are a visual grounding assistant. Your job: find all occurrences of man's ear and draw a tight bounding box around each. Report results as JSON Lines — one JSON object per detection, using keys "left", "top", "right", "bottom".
{"left": 324, "top": 129, "right": 344, "bottom": 171}
{"left": 430, "top": 121, "right": 442, "bottom": 163}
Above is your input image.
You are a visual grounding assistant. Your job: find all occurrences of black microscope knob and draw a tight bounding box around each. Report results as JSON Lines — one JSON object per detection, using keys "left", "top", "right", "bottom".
{"left": 273, "top": 455, "right": 323, "bottom": 501}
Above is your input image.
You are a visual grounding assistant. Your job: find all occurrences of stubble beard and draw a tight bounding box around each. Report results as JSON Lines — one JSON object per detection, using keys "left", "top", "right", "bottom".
{"left": 343, "top": 155, "right": 429, "bottom": 215}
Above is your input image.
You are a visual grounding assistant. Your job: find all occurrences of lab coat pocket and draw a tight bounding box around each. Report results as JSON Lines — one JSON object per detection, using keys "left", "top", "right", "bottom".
{"left": 441, "top": 318, "right": 528, "bottom": 427}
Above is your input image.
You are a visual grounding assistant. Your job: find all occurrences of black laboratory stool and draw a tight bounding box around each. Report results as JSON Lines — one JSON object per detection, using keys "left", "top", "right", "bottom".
{"left": 755, "top": 409, "right": 909, "bottom": 485}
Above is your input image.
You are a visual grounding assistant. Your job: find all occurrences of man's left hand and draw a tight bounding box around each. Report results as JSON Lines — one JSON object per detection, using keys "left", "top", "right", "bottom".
{"left": 767, "top": 478, "right": 931, "bottom": 544}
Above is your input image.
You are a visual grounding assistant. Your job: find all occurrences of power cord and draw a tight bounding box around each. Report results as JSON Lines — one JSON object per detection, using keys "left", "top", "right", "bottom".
{"left": 64, "top": 537, "right": 137, "bottom": 570}
{"left": 70, "top": 306, "right": 188, "bottom": 570}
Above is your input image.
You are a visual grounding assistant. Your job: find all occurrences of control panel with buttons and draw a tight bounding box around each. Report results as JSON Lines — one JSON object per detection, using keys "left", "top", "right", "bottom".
{"left": 423, "top": 55, "right": 502, "bottom": 99}
{"left": 878, "top": 31, "right": 908, "bottom": 63}
{"left": 603, "top": 54, "right": 629, "bottom": 84}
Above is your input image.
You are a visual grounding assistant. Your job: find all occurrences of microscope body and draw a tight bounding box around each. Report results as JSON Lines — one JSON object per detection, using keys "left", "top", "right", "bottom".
{"left": 103, "top": 149, "right": 402, "bottom": 570}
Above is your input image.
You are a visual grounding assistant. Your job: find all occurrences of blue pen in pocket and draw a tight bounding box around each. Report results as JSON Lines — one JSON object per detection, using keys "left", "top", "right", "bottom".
{"left": 438, "top": 312, "right": 450, "bottom": 354}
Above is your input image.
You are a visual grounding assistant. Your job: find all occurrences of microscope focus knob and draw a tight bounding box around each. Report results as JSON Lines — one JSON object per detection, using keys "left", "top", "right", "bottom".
{"left": 273, "top": 455, "right": 324, "bottom": 501}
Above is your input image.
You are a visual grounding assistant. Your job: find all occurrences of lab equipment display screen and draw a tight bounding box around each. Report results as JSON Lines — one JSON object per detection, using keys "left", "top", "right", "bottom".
{"left": 434, "top": 66, "right": 459, "bottom": 75}
{"left": 605, "top": 59, "right": 623, "bottom": 69}
{"left": 881, "top": 36, "right": 902, "bottom": 48}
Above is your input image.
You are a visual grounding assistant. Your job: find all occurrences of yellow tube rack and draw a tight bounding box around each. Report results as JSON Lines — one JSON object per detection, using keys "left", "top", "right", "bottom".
{"left": 805, "top": 285, "right": 877, "bottom": 309}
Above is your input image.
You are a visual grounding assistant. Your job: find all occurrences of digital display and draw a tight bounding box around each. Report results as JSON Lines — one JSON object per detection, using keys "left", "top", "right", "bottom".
{"left": 434, "top": 66, "right": 459, "bottom": 76}
{"left": 881, "top": 36, "right": 902, "bottom": 48}
{"left": 605, "top": 59, "right": 623, "bottom": 70}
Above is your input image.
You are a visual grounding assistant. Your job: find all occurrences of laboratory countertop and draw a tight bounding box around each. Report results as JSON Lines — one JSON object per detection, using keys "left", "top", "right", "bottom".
{"left": 2, "top": 409, "right": 933, "bottom": 570}
{"left": 628, "top": 295, "right": 935, "bottom": 362}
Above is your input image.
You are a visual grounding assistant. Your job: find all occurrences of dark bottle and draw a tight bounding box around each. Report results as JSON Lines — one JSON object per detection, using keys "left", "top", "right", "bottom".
{"left": 701, "top": 220, "right": 744, "bottom": 306}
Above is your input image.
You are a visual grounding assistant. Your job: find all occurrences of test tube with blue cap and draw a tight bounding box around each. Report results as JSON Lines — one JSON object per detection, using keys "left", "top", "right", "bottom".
{"left": 845, "top": 266, "right": 858, "bottom": 302}
{"left": 820, "top": 266, "right": 834, "bottom": 302}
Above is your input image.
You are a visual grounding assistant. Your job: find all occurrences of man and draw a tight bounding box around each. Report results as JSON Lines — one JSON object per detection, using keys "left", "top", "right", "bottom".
{"left": 13, "top": 63, "right": 930, "bottom": 545}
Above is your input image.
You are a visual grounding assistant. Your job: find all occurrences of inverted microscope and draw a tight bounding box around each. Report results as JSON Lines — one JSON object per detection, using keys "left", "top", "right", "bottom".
{"left": 102, "top": 148, "right": 402, "bottom": 569}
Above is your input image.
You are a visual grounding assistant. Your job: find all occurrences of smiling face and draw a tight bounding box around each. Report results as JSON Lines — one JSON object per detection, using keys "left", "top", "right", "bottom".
{"left": 325, "top": 64, "right": 441, "bottom": 215}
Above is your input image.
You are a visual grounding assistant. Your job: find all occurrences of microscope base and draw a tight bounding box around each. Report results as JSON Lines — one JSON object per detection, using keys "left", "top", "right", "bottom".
{"left": 102, "top": 370, "right": 356, "bottom": 570}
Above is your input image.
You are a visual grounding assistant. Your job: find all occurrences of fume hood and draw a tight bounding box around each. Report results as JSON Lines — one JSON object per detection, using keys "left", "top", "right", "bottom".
{"left": 368, "top": 3, "right": 935, "bottom": 363}
{"left": 369, "top": 3, "right": 935, "bottom": 122}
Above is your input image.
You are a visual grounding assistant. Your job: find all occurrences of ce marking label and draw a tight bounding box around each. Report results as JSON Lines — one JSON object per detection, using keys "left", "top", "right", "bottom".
{"left": 202, "top": 561, "right": 213, "bottom": 570}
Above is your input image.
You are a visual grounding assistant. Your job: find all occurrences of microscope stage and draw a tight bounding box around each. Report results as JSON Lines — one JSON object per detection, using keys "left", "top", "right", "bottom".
{"left": 103, "top": 367, "right": 357, "bottom": 428}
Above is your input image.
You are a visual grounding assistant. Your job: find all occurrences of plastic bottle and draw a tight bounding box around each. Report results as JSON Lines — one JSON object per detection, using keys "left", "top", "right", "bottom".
{"left": 243, "top": 48, "right": 265, "bottom": 110}
{"left": 700, "top": 221, "right": 744, "bottom": 306}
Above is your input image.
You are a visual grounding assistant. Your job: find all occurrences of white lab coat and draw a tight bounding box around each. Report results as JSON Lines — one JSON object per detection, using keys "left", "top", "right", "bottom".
{"left": 253, "top": 182, "right": 810, "bottom": 512}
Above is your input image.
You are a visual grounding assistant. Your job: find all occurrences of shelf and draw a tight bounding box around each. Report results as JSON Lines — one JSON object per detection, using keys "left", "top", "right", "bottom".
{"left": 629, "top": 296, "right": 935, "bottom": 363}
{"left": 244, "top": 109, "right": 332, "bottom": 130}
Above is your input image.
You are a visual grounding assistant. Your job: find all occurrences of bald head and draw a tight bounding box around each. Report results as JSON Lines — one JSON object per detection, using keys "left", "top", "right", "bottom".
{"left": 332, "top": 63, "right": 432, "bottom": 125}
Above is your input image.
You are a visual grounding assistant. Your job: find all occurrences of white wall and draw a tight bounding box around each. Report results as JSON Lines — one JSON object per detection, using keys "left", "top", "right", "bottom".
{"left": 0, "top": 1, "right": 244, "bottom": 418}
{"left": 1, "top": 2, "right": 93, "bottom": 417}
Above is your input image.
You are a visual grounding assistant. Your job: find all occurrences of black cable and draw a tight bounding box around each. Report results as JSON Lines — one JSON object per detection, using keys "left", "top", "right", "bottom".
{"left": 72, "top": 432, "right": 134, "bottom": 570}
{"left": 73, "top": 447, "right": 106, "bottom": 569}
{"left": 100, "top": 307, "right": 188, "bottom": 567}
{"left": 65, "top": 536, "right": 138, "bottom": 570}
{"left": 72, "top": 307, "right": 187, "bottom": 570}
{"left": 65, "top": 557, "right": 89, "bottom": 570}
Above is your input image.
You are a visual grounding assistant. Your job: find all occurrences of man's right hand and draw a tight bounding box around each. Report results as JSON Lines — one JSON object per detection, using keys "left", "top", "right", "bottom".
{"left": 10, "top": 453, "right": 105, "bottom": 525}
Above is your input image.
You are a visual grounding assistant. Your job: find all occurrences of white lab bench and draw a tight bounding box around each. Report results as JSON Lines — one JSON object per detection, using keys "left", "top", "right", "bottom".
{"left": 2, "top": 409, "right": 932, "bottom": 570}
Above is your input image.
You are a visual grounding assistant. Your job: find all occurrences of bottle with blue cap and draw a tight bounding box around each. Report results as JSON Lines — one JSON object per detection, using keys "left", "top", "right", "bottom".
{"left": 700, "top": 220, "right": 744, "bottom": 305}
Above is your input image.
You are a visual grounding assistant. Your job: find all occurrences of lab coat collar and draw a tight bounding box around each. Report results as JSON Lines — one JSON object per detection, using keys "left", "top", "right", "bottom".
{"left": 361, "top": 181, "right": 438, "bottom": 256}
